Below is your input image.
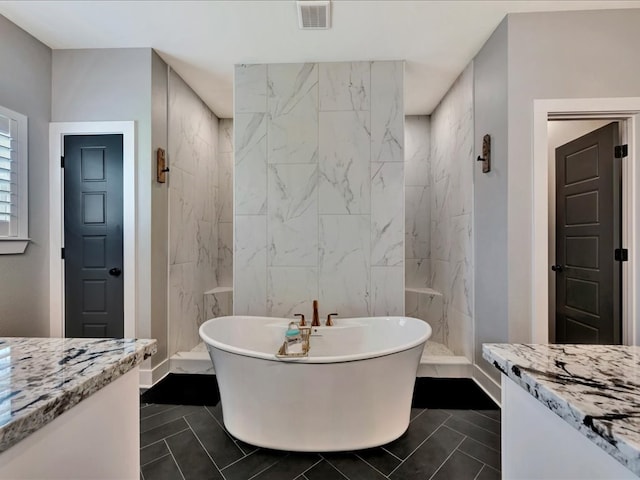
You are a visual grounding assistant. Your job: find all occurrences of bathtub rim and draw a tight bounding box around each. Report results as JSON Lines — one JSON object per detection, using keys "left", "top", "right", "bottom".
{"left": 199, "top": 315, "right": 431, "bottom": 364}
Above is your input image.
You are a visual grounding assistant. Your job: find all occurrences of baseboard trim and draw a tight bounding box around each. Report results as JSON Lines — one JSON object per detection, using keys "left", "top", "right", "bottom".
{"left": 140, "top": 358, "right": 169, "bottom": 388}
{"left": 472, "top": 364, "right": 501, "bottom": 407}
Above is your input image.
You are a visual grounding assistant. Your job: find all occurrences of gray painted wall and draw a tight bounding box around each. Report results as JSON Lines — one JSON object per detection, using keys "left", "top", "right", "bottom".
{"left": 473, "top": 18, "right": 508, "bottom": 381}
{"left": 52, "top": 48, "right": 160, "bottom": 363}
{"left": 507, "top": 9, "right": 640, "bottom": 345}
{"left": 0, "top": 15, "right": 52, "bottom": 336}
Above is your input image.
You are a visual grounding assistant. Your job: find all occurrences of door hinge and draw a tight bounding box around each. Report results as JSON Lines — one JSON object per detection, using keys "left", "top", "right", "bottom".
{"left": 615, "top": 248, "right": 628, "bottom": 262}
{"left": 61, "top": 156, "right": 65, "bottom": 168}
{"left": 615, "top": 144, "right": 628, "bottom": 159}
{"left": 61, "top": 247, "right": 65, "bottom": 260}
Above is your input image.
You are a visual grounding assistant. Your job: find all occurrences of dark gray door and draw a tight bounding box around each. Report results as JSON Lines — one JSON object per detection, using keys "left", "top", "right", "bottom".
{"left": 64, "top": 134, "right": 124, "bottom": 338}
{"left": 555, "top": 122, "right": 621, "bottom": 344}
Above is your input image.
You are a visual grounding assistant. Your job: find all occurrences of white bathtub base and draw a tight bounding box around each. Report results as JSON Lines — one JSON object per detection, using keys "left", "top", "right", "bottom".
{"left": 210, "top": 344, "right": 424, "bottom": 452}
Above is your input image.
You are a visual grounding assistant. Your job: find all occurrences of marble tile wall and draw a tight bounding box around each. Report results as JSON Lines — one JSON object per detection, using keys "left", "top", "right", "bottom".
{"left": 234, "top": 61, "right": 404, "bottom": 318}
{"left": 217, "top": 118, "right": 233, "bottom": 288}
{"left": 428, "top": 64, "right": 474, "bottom": 359}
{"left": 404, "top": 116, "right": 447, "bottom": 344}
{"left": 168, "top": 70, "right": 220, "bottom": 355}
{"left": 405, "top": 116, "right": 431, "bottom": 288}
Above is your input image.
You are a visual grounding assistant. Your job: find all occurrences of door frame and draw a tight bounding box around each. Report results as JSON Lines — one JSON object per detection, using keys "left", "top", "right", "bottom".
{"left": 49, "top": 121, "right": 136, "bottom": 338}
{"left": 533, "top": 98, "right": 640, "bottom": 345}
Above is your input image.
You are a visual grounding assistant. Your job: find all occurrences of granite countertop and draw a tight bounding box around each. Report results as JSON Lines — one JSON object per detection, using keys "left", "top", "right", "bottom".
{"left": 0, "top": 337, "right": 156, "bottom": 454}
{"left": 483, "top": 343, "right": 640, "bottom": 476}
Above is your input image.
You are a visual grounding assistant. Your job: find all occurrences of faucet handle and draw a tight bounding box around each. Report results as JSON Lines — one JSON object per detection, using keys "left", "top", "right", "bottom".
{"left": 294, "top": 313, "right": 306, "bottom": 326}
{"left": 326, "top": 313, "right": 338, "bottom": 326}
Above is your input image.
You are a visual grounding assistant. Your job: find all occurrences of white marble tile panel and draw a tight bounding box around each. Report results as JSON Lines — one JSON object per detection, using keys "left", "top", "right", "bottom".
{"left": 430, "top": 259, "right": 451, "bottom": 303}
{"left": 447, "top": 306, "right": 473, "bottom": 360}
{"left": 267, "top": 267, "right": 318, "bottom": 318}
{"left": 235, "top": 64, "right": 267, "bottom": 113}
{"left": 235, "top": 113, "right": 267, "bottom": 215}
{"left": 431, "top": 218, "right": 452, "bottom": 263}
{"left": 319, "top": 215, "right": 370, "bottom": 317}
{"left": 319, "top": 111, "right": 371, "bottom": 214}
{"left": 217, "top": 222, "right": 233, "bottom": 287}
{"left": 234, "top": 215, "right": 267, "bottom": 315}
{"left": 405, "top": 258, "right": 430, "bottom": 288}
{"left": 405, "top": 291, "right": 418, "bottom": 317}
{"left": 219, "top": 118, "right": 233, "bottom": 153}
{"left": 405, "top": 185, "right": 430, "bottom": 259}
{"left": 405, "top": 115, "right": 430, "bottom": 187}
{"left": 451, "top": 259, "right": 472, "bottom": 317}
{"left": 193, "top": 137, "right": 214, "bottom": 222}
{"left": 217, "top": 151, "right": 233, "bottom": 223}
{"left": 418, "top": 293, "right": 446, "bottom": 345}
{"left": 169, "top": 262, "right": 203, "bottom": 355}
{"left": 318, "top": 62, "right": 370, "bottom": 111}
{"left": 450, "top": 214, "right": 472, "bottom": 265}
{"left": 196, "top": 220, "right": 216, "bottom": 284}
{"left": 371, "top": 266, "right": 404, "bottom": 316}
{"left": 205, "top": 290, "right": 232, "bottom": 319}
{"left": 371, "top": 61, "right": 404, "bottom": 163}
{"left": 169, "top": 167, "right": 197, "bottom": 265}
{"left": 371, "top": 162, "right": 404, "bottom": 266}
{"left": 268, "top": 164, "right": 318, "bottom": 266}
{"left": 268, "top": 63, "right": 318, "bottom": 164}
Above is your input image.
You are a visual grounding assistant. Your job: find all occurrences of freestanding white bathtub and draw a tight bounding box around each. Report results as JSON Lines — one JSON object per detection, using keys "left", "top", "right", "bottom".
{"left": 199, "top": 316, "right": 431, "bottom": 452}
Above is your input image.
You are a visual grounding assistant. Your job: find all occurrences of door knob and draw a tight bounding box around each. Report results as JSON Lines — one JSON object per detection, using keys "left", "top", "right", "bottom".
{"left": 109, "top": 267, "right": 122, "bottom": 277}
{"left": 551, "top": 265, "right": 564, "bottom": 273}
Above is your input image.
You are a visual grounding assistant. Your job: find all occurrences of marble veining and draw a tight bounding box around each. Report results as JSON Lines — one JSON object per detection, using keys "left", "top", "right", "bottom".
{"left": 235, "top": 61, "right": 404, "bottom": 318}
{"left": 168, "top": 70, "right": 220, "bottom": 355}
{"left": 428, "top": 64, "right": 474, "bottom": 359}
{"left": 483, "top": 343, "right": 640, "bottom": 476}
{"left": 0, "top": 337, "right": 156, "bottom": 454}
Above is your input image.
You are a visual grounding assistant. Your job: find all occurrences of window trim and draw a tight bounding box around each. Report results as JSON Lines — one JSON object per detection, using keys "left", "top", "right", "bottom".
{"left": 0, "top": 105, "right": 29, "bottom": 254}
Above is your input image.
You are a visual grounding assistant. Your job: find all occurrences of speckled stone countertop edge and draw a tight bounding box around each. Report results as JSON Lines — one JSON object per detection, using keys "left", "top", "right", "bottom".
{"left": 0, "top": 339, "right": 156, "bottom": 455}
{"left": 482, "top": 344, "right": 640, "bottom": 477}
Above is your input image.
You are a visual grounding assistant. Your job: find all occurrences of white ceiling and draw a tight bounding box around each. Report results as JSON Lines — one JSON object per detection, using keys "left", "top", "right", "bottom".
{"left": 1, "top": 0, "right": 639, "bottom": 118}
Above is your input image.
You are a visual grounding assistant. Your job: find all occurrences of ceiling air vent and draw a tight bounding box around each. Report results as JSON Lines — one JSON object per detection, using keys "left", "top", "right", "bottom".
{"left": 297, "top": 1, "right": 331, "bottom": 30}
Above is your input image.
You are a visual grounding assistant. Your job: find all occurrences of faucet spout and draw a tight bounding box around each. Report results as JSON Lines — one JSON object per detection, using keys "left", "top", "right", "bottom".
{"left": 311, "top": 300, "right": 320, "bottom": 326}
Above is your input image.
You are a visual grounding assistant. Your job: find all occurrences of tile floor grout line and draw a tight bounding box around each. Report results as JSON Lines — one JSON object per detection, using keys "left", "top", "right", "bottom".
{"left": 473, "top": 464, "right": 486, "bottom": 480}
{"left": 141, "top": 412, "right": 195, "bottom": 434}
{"left": 380, "top": 446, "right": 404, "bottom": 462}
{"left": 139, "top": 466, "right": 146, "bottom": 480}
{"left": 426, "top": 436, "right": 467, "bottom": 480}
{"left": 141, "top": 427, "right": 191, "bottom": 450}
{"left": 318, "top": 454, "right": 350, "bottom": 480}
{"left": 164, "top": 439, "right": 187, "bottom": 480}
{"left": 472, "top": 410, "right": 501, "bottom": 423}
{"left": 469, "top": 412, "right": 501, "bottom": 427}
{"left": 387, "top": 413, "right": 453, "bottom": 477}
{"left": 140, "top": 452, "right": 172, "bottom": 468}
{"left": 220, "top": 447, "right": 261, "bottom": 471}
{"left": 448, "top": 414, "right": 502, "bottom": 437}
{"left": 410, "top": 408, "right": 427, "bottom": 423}
{"left": 298, "top": 458, "right": 323, "bottom": 477}
{"left": 458, "top": 446, "right": 500, "bottom": 472}
{"left": 203, "top": 404, "right": 252, "bottom": 456}
{"left": 354, "top": 452, "right": 395, "bottom": 478}
{"left": 139, "top": 404, "right": 182, "bottom": 422}
{"left": 184, "top": 414, "right": 230, "bottom": 480}
{"left": 443, "top": 424, "right": 501, "bottom": 453}
{"left": 245, "top": 457, "right": 288, "bottom": 480}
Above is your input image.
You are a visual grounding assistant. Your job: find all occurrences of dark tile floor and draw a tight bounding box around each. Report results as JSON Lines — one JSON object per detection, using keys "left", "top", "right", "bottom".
{"left": 140, "top": 402, "right": 501, "bottom": 480}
